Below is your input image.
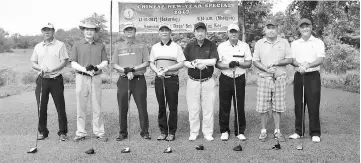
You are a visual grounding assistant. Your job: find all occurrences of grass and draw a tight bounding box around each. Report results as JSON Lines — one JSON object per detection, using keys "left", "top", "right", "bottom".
{"left": 0, "top": 86, "right": 359, "bottom": 162}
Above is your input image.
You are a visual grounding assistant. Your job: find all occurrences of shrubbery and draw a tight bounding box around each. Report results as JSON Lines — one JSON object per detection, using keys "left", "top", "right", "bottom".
{"left": 323, "top": 43, "right": 360, "bottom": 74}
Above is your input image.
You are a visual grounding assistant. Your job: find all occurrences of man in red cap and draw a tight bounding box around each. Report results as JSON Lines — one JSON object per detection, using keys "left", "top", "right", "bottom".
{"left": 31, "top": 23, "right": 69, "bottom": 141}
{"left": 289, "top": 18, "right": 324, "bottom": 143}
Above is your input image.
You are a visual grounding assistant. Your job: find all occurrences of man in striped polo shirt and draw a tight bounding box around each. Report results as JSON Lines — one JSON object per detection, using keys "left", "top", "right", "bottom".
{"left": 112, "top": 22, "right": 151, "bottom": 141}
{"left": 149, "top": 24, "right": 186, "bottom": 141}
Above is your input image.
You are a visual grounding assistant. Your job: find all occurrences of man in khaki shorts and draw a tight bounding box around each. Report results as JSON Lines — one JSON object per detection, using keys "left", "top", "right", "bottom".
{"left": 253, "top": 20, "right": 292, "bottom": 142}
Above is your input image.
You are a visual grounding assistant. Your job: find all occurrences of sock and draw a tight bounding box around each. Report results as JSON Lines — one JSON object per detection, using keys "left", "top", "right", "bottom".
{"left": 261, "top": 129, "right": 267, "bottom": 134}
{"left": 274, "top": 129, "right": 280, "bottom": 134}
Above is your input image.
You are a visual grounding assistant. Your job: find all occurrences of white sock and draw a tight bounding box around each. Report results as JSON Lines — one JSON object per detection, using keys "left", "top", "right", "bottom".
{"left": 261, "top": 129, "right": 267, "bottom": 134}
{"left": 274, "top": 129, "right": 280, "bottom": 134}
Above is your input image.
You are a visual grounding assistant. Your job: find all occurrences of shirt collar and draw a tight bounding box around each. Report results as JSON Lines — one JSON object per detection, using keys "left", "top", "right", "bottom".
{"left": 82, "top": 39, "right": 96, "bottom": 45}
{"left": 194, "top": 39, "right": 209, "bottom": 47}
{"left": 160, "top": 39, "right": 172, "bottom": 46}
{"left": 299, "top": 35, "right": 316, "bottom": 43}
{"left": 228, "top": 40, "right": 239, "bottom": 47}
{"left": 42, "top": 38, "right": 56, "bottom": 46}
{"left": 263, "top": 36, "right": 281, "bottom": 44}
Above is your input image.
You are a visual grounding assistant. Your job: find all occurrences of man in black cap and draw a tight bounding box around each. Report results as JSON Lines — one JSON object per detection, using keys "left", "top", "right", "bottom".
{"left": 289, "top": 18, "right": 325, "bottom": 143}
{"left": 183, "top": 22, "right": 219, "bottom": 141}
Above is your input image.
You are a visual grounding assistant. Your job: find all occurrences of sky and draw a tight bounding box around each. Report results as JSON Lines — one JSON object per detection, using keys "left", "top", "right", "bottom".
{"left": 0, "top": 0, "right": 292, "bottom": 36}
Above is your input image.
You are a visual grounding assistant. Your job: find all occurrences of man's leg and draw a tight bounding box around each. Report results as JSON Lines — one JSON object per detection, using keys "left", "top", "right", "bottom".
{"left": 117, "top": 76, "right": 129, "bottom": 137}
{"left": 166, "top": 76, "right": 179, "bottom": 135}
{"left": 91, "top": 75, "right": 104, "bottom": 137}
{"left": 293, "top": 72, "right": 304, "bottom": 136}
{"left": 132, "top": 76, "right": 149, "bottom": 137}
{"left": 201, "top": 78, "right": 216, "bottom": 138}
{"left": 35, "top": 76, "right": 50, "bottom": 137}
{"left": 154, "top": 77, "right": 167, "bottom": 135}
{"left": 186, "top": 78, "right": 201, "bottom": 137}
{"left": 305, "top": 72, "right": 321, "bottom": 137}
{"left": 256, "top": 77, "right": 272, "bottom": 141}
{"left": 75, "top": 74, "right": 88, "bottom": 137}
{"left": 50, "top": 75, "right": 68, "bottom": 136}
{"left": 219, "top": 74, "right": 232, "bottom": 135}
{"left": 233, "top": 75, "right": 246, "bottom": 135}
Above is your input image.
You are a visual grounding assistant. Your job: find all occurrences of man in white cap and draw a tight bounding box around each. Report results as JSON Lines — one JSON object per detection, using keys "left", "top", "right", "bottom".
{"left": 149, "top": 24, "right": 185, "bottom": 141}
{"left": 289, "top": 18, "right": 324, "bottom": 143}
{"left": 253, "top": 20, "right": 292, "bottom": 142}
{"left": 70, "top": 20, "right": 109, "bottom": 142}
{"left": 112, "top": 22, "right": 151, "bottom": 141}
{"left": 216, "top": 23, "right": 252, "bottom": 141}
{"left": 31, "top": 23, "right": 69, "bottom": 141}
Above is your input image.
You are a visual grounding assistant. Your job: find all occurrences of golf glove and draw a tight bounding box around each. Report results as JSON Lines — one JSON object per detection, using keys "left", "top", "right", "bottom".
{"left": 229, "top": 61, "right": 239, "bottom": 68}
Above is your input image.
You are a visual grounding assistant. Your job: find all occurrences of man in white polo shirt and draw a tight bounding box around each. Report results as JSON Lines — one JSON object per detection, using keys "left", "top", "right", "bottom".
{"left": 149, "top": 24, "right": 185, "bottom": 141}
{"left": 253, "top": 21, "right": 292, "bottom": 142}
{"left": 31, "top": 23, "right": 69, "bottom": 141}
{"left": 289, "top": 18, "right": 324, "bottom": 143}
{"left": 216, "top": 24, "right": 252, "bottom": 141}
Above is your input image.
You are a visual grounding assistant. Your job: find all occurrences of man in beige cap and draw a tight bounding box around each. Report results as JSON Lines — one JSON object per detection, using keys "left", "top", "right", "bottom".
{"left": 216, "top": 23, "right": 252, "bottom": 141}
{"left": 289, "top": 18, "right": 324, "bottom": 143}
{"left": 149, "top": 24, "right": 185, "bottom": 141}
{"left": 112, "top": 22, "right": 151, "bottom": 141}
{"left": 253, "top": 20, "right": 292, "bottom": 142}
{"left": 31, "top": 23, "right": 69, "bottom": 141}
{"left": 70, "top": 20, "right": 109, "bottom": 142}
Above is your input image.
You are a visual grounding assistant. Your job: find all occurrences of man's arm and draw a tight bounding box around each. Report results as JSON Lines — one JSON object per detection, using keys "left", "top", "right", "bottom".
{"left": 239, "top": 60, "right": 252, "bottom": 69}
{"left": 49, "top": 59, "right": 69, "bottom": 72}
{"left": 273, "top": 58, "right": 292, "bottom": 67}
{"left": 253, "top": 60, "right": 269, "bottom": 72}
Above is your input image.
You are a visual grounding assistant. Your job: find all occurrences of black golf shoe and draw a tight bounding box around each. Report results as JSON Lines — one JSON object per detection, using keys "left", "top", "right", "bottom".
{"left": 73, "top": 136, "right": 86, "bottom": 142}
{"left": 96, "top": 135, "right": 108, "bottom": 142}
{"left": 115, "top": 134, "right": 128, "bottom": 141}
{"left": 141, "top": 134, "right": 151, "bottom": 140}
{"left": 59, "top": 134, "right": 68, "bottom": 141}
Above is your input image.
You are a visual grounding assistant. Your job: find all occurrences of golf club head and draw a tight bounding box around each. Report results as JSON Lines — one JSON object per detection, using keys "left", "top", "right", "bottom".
{"left": 296, "top": 145, "right": 303, "bottom": 150}
{"left": 85, "top": 148, "right": 95, "bottom": 154}
{"left": 27, "top": 147, "right": 37, "bottom": 153}
{"left": 163, "top": 147, "right": 172, "bottom": 153}
{"left": 121, "top": 147, "right": 130, "bottom": 153}
{"left": 272, "top": 141, "right": 281, "bottom": 150}
{"left": 195, "top": 144, "right": 204, "bottom": 150}
{"left": 233, "top": 144, "right": 242, "bottom": 151}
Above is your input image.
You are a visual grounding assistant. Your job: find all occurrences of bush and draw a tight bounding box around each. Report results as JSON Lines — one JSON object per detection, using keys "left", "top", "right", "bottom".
{"left": 62, "top": 72, "right": 75, "bottom": 84}
{"left": 21, "top": 71, "right": 38, "bottom": 84}
{"left": 323, "top": 43, "right": 360, "bottom": 74}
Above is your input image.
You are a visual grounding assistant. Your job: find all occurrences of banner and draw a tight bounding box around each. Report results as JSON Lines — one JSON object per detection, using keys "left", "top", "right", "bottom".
{"left": 118, "top": 2, "right": 238, "bottom": 33}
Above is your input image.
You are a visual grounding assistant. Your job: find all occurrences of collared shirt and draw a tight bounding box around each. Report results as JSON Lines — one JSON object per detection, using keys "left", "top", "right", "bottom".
{"left": 183, "top": 39, "right": 219, "bottom": 79}
{"left": 31, "top": 39, "right": 69, "bottom": 78}
{"left": 253, "top": 37, "right": 292, "bottom": 77}
{"left": 291, "top": 35, "right": 325, "bottom": 72}
{"left": 112, "top": 39, "right": 149, "bottom": 76}
{"left": 150, "top": 40, "right": 186, "bottom": 75}
{"left": 70, "top": 39, "right": 108, "bottom": 74}
{"left": 218, "top": 40, "right": 252, "bottom": 77}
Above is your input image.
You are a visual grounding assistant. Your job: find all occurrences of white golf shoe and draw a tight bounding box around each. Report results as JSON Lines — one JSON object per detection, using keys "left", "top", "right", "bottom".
{"left": 236, "top": 134, "right": 246, "bottom": 141}
{"left": 289, "top": 133, "right": 301, "bottom": 139}
{"left": 188, "top": 134, "right": 198, "bottom": 141}
{"left": 312, "top": 136, "right": 321, "bottom": 142}
{"left": 220, "top": 132, "right": 229, "bottom": 141}
{"left": 204, "top": 135, "right": 214, "bottom": 141}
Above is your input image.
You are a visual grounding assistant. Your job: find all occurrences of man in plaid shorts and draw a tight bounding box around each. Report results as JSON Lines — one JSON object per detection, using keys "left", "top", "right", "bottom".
{"left": 252, "top": 20, "right": 292, "bottom": 142}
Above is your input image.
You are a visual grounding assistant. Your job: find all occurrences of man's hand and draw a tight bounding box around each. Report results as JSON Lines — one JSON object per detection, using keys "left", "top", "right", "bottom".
{"left": 157, "top": 67, "right": 168, "bottom": 78}
{"left": 268, "top": 61, "right": 279, "bottom": 68}
{"left": 87, "top": 70, "right": 95, "bottom": 76}
{"left": 196, "top": 63, "right": 207, "bottom": 70}
{"left": 266, "top": 67, "right": 277, "bottom": 74}
{"left": 86, "top": 64, "right": 95, "bottom": 71}
{"left": 124, "top": 67, "right": 134, "bottom": 74}
{"left": 40, "top": 65, "right": 49, "bottom": 73}
{"left": 300, "top": 62, "right": 310, "bottom": 69}
{"left": 127, "top": 72, "right": 134, "bottom": 80}
{"left": 229, "top": 61, "right": 239, "bottom": 68}
{"left": 296, "top": 66, "right": 306, "bottom": 74}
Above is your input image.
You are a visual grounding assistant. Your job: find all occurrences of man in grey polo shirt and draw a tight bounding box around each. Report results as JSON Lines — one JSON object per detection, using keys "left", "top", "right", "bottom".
{"left": 31, "top": 23, "right": 69, "bottom": 141}
{"left": 70, "top": 21, "right": 109, "bottom": 142}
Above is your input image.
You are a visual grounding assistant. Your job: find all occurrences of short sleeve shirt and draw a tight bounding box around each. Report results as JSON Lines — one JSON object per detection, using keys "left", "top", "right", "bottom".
{"left": 183, "top": 39, "right": 219, "bottom": 79}
{"left": 69, "top": 39, "right": 108, "bottom": 74}
{"left": 291, "top": 35, "right": 325, "bottom": 72}
{"left": 31, "top": 39, "right": 69, "bottom": 78}
{"left": 253, "top": 37, "right": 292, "bottom": 77}
{"left": 149, "top": 40, "right": 186, "bottom": 75}
{"left": 112, "top": 40, "right": 150, "bottom": 76}
{"left": 217, "top": 40, "right": 252, "bottom": 76}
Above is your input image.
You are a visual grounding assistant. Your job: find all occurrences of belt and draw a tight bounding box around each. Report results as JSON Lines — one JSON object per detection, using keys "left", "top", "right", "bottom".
{"left": 259, "top": 75, "right": 286, "bottom": 81}
{"left": 222, "top": 73, "right": 244, "bottom": 78}
{"left": 189, "top": 76, "right": 212, "bottom": 82}
{"left": 120, "top": 74, "right": 144, "bottom": 78}
{"left": 77, "top": 71, "right": 100, "bottom": 77}
{"left": 39, "top": 74, "right": 61, "bottom": 79}
{"left": 156, "top": 75, "right": 178, "bottom": 79}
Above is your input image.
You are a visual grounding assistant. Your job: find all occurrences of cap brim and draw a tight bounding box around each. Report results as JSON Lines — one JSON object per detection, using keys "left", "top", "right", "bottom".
{"left": 124, "top": 26, "right": 136, "bottom": 30}
{"left": 228, "top": 28, "right": 239, "bottom": 31}
{"left": 79, "top": 26, "right": 100, "bottom": 32}
{"left": 41, "top": 27, "right": 54, "bottom": 30}
{"left": 159, "top": 26, "right": 171, "bottom": 30}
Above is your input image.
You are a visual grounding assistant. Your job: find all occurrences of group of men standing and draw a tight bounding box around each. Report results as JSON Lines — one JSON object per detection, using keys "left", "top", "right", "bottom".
{"left": 31, "top": 17, "right": 323, "bottom": 144}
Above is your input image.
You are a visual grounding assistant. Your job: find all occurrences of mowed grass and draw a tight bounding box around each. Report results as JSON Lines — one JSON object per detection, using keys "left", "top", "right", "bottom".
{"left": 0, "top": 49, "right": 34, "bottom": 72}
{"left": 0, "top": 86, "right": 359, "bottom": 163}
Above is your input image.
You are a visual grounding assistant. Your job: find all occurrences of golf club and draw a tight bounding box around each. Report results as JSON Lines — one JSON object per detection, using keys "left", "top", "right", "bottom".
{"left": 271, "top": 73, "right": 282, "bottom": 150}
{"left": 121, "top": 79, "right": 131, "bottom": 153}
{"left": 27, "top": 71, "right": 44, "bottom": 154}
{"left": 232, "top": 70, "right": 242, "bottom": 151}
{"left": 85, "top": 75, "right": 95, "bottom": 154}
{"left": 196, "top": 69, "right": 205, "bottom": 150}
{"left": 297, "top": 74, "right": 305, "bottom": 150}
{"left": 160, "top": 68, "right": 172, "bottom": 154}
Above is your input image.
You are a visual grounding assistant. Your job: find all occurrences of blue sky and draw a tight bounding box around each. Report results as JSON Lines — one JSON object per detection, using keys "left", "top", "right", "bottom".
{"left": 0, "top": 0, "right": 292, "bottom": 35}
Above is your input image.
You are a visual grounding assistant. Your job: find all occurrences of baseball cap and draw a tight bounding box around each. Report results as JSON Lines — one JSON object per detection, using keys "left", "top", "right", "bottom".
{"left": 41, "top": 23, "right": 55, "bottom": 30}
{"left": 194, "top": 22, "right": 206, "bottom": 30}
{"left": 159, "top": 24, "right": 172, "bottom": 31}
{"left": 227, "top": 24, "right": 240, "bottom": 31}
{"left": 123, "top": 22, "right": 136, "bottom": 31}
{"left": 265, "top": 20, "right": 278, "bottom": 26}
{"left": 297, "top": 18, "right": 312, "bottom": 27}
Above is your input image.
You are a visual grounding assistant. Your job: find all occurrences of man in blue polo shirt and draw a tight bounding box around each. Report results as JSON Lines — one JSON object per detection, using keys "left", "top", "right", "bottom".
{"left": 183, "top": 22, "right": 219, "bottom": 141}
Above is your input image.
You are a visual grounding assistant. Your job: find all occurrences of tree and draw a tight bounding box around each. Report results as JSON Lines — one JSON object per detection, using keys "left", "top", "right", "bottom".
{"left": 0, "top": 27, "right": 12, "bottom": 53}
{"left": 55, "top": 29, "right": 67, "bottom": 41}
